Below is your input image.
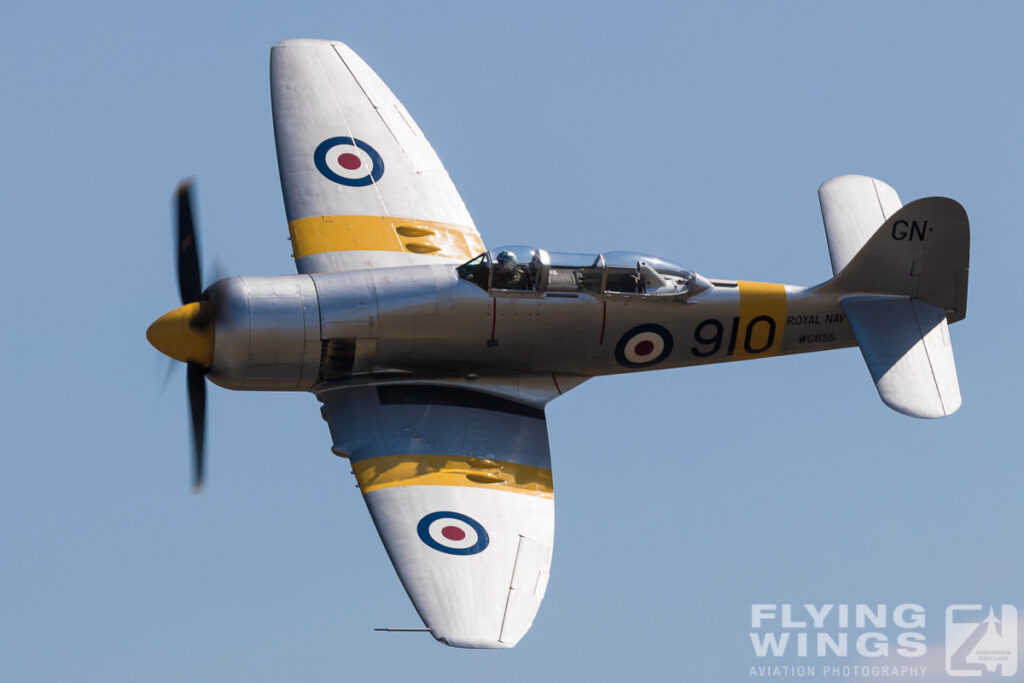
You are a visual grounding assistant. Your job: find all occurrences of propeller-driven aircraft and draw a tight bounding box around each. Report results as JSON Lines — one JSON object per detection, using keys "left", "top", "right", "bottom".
{"left": 147, "top": 39, "right": 970, "bottom": 648}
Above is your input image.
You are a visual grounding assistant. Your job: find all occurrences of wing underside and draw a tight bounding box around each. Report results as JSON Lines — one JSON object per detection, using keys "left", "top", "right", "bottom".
{"left": 319, "top": 383, "right": 554, "bottom": 648}
{"left": 270, "top": 39, "right": 485, "bottom": 273}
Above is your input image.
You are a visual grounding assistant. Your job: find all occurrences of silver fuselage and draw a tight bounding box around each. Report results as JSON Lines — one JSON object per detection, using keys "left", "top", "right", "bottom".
{"left": 205, "top": 263, "right": 856, "bottom": 393}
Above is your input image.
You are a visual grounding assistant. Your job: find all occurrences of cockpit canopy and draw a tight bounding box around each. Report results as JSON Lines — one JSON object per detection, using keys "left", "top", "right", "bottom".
{"left": 456, "top": 246, "right": 712, "bottom": 299}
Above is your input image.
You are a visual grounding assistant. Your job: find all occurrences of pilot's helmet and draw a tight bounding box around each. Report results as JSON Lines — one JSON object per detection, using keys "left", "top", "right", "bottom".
{"left": 496, "top": 250, "right": 518, "bottom": 272}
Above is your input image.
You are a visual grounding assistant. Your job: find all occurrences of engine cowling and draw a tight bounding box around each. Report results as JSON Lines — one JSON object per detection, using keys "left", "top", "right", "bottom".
{"left": 207, "top": 275, "right": 322, "bottom": 391}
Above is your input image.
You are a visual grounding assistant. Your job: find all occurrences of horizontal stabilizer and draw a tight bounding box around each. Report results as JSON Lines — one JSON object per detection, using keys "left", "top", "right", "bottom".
{"left": 842, "top": 295, "right": 961, "bottom": 418}
{"left": 819, "top": 175, "right": 903, "bottom": 275}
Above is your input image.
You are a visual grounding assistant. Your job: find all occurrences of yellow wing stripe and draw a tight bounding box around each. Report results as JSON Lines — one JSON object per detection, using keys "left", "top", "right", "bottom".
{"left": 289, "top": 215, "right": 485, "bottom": 260}
{"left": 735, "top": 281, "right": 787, "bottom": 359}
{"left": 352, "top": 454, "right": 553, "bottom": 499}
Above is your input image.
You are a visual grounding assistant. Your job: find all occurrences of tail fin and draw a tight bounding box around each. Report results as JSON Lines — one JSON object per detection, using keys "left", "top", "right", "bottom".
{"left": 821, "top": 193, "right": 970, "bottom": 320}
{"left": 816, "top": 176, "right": 970, "bottom": 418}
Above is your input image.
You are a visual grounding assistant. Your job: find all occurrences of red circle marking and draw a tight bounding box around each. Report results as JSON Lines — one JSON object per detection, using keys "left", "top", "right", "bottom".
{"left": 441, "top": 526, "right": 466, "bottom": 541}
{"left": 338, "top": 153, "right": 362, "bottom": 170}
{"left": 634, "top": 340, "right": 655, "bottom": 356}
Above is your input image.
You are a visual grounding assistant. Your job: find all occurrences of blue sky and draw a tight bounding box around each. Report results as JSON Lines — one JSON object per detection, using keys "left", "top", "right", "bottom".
{"left": 2, "top": 2, "right": 1023, "bottom": 681}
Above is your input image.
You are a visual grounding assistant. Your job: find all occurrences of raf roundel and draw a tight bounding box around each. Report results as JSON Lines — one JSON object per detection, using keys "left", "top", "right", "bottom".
{"left": 313, "top": 136, "right": 385, "bottom": 187}
{"left": 417, "top": 511, "right": 490, "bottom": 556}
{"left": 615, "top": 323, "right": 674, "bottom": 368}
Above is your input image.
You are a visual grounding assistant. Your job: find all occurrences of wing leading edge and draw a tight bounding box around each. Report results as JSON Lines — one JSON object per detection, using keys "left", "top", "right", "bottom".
{"left": 271, "top": 39, "right": 485, "bottom": 274}
{"left": 319, "top": 383, "right": 554, "bottom": 648}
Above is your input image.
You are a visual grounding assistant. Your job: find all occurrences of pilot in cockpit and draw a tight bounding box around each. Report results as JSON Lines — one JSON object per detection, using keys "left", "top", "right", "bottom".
{"left": 630, "top": 267, "right": 645, "bottom": 294}
{"left": 493, "top": 250, "right": 531, "bottom": 290}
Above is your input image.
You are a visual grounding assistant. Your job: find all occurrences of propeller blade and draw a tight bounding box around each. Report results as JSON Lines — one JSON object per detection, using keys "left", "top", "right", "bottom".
{"left": 160, "top": 356, "right": 178, "bottom": 394}
{"left": 176, "top": 179, "right": 202, "bottom": 305}
{"left": 187, "top": 361, "right": 207, "bottom": 493}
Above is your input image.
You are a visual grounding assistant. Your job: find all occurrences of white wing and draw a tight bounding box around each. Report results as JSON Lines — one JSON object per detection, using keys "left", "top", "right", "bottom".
{"left": 271, "top": 40, "right": 485, "bottom": 273}
{"left": 320, "top": 383, "right": 554, "bottom": 648}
